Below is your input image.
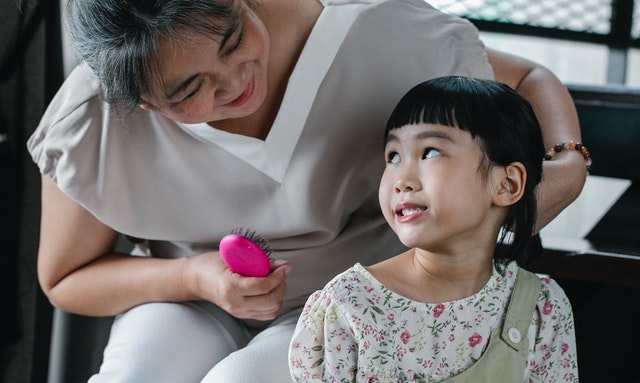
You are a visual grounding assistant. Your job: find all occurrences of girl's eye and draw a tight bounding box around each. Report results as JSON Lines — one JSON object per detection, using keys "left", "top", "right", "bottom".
{"left": 386, "top": 152, "right": 400, "bottom": 164}
{"left": 423, "top": 148, "right": 441, "bottom": 160}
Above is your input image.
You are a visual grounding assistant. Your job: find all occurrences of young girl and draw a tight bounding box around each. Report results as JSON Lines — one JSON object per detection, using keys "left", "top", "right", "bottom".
{"left": 289, "top": 76, "right": 579, "bottom": 382}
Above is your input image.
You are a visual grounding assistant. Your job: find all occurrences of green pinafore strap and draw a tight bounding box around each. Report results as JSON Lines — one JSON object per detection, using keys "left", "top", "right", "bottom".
{"left": 443, "top": 267, "right": 543, "bottom": 383}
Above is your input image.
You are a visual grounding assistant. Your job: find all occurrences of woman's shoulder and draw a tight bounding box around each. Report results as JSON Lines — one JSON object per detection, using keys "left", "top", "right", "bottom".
{"left": 28, "top": 64, "right": 108, "bottom": 155}
{"left": 26, "top": 63, "right": 163, "bottom": 189}
{"left": 41, "top": 63, "right": 103, "bottom": 125}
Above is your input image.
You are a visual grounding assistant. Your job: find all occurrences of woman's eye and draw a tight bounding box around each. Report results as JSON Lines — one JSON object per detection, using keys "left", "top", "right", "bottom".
{"left": 423, "top": 148, "right": 441, "bottom": 159}
{"left": 183, "top": 89, "right": 199, "bottom": 101}
{"left": 169, "top": 82, "right": 202, "bottom": 108}
{"left": 226, "top": 30, "right": 244, "bottom": 55}
{"left": 386, "top": 152, "right": 400, "bottom": 164}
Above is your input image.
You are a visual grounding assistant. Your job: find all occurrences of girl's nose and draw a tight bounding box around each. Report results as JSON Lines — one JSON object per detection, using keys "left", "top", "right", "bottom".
{"left": 394, "top": 167, "right": 421, "bottom": 193}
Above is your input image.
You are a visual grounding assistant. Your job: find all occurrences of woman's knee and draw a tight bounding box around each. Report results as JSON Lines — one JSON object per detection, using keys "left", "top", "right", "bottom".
{"left": 91, "top": 302, "right": 249, "bottom": 382}
{"left": 201, "top": 310, "right": 300, "bottom": 383}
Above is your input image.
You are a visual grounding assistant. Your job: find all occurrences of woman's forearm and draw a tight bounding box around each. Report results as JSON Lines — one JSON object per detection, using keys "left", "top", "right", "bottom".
{"left": 45, "top": 252, "right": 195, "bottom": 316}
{"left": 488, "top": 48, "right": 587, "bottom": 231}
{"left": 38, "top": 176, "right": 199, "bottom": 316}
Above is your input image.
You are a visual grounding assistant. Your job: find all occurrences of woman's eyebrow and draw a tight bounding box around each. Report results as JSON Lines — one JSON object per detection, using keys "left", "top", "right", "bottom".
{"left": 218, "top": 25, "right": 236, "bottom": 53}
{"left": 218, "top": 6, "right": 244, "bottom": 53}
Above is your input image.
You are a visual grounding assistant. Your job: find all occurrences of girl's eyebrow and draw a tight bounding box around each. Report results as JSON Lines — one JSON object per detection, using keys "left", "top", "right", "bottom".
{"left": 386, "top": 129, "right": 455, "bottom": 143}
{"left": 414, "top": 130, "right": 454, "bottom": 142}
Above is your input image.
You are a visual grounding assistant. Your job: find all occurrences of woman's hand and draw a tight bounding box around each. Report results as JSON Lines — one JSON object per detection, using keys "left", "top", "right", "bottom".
{"left": 183, "top": 252, "right": 291, "bottom": 321}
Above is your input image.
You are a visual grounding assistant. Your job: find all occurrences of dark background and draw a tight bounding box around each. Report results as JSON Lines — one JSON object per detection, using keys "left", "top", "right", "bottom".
{"left": 1, "top": 1, "right": 639, "bottom": 382}
{"left": 1, "top": 1, "right": 61, "bottom": 382}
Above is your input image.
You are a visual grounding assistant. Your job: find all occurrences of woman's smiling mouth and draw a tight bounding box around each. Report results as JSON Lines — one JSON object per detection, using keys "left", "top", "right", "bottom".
{"left": 225, "top": 76, "right": 255, "bottom": 107}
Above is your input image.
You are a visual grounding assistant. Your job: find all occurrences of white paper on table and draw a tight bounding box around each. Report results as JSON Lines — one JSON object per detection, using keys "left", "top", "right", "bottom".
{"left": 540, "top": 175, "right": 632, "bottom": 240}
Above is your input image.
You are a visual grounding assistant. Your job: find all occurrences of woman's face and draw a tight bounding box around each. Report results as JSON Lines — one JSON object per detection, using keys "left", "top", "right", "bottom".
{"left": 143, "top": 2, "right": 269, "bottom": 124}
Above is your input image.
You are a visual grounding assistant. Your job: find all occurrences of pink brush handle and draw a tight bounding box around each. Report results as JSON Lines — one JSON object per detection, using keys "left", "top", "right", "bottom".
{"left": 219, "top": 234, "right": 271, "bottom": 277}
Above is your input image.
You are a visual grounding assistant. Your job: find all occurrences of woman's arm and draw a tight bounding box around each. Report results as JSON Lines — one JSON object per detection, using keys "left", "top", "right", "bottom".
{"left": 37, "top": 176, "right": 290, "bottom": 318}
{"left": 487, "top": 48, "right": 587, "bottom": 232}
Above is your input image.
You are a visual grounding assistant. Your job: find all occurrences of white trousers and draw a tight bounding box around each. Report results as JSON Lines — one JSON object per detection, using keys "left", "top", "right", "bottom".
{"left": 88, "top": 302, "right": 300, "bottom": 382}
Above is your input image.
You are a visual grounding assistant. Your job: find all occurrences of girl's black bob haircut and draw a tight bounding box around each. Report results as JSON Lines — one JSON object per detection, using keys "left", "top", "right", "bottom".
{"left": 384, "top": 76, "right": 545, "bottom": 269}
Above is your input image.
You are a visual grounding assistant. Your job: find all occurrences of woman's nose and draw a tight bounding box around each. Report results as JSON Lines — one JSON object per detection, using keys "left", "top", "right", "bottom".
{"left": 213, "top": 62, "right": 248, "bottom": 102}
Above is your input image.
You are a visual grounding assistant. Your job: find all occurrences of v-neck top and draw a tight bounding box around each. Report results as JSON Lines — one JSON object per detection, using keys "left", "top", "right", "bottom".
{"left": 27, "top": 0, "right": 494, "bottom": 313}
{"left": 178, "top": 0, "right": 366, "bottom": 182}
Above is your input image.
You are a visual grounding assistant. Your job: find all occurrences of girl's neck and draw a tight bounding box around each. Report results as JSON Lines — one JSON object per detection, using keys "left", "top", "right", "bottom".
{"left": 368, "top": 248, "right": 495, "bottom": 303}
{"left": 413, "top": 248, "right": 494, "bottom": 299}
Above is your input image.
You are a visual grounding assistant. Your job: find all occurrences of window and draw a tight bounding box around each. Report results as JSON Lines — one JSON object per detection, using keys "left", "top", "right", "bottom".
{"left": 429, "top": 0, "right": 640, "bottom": 88}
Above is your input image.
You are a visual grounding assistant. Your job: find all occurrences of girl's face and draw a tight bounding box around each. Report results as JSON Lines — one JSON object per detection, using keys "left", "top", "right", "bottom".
{"left": 379, "top": 123, "right": 502, "bottom": 255}
{"left": 142, "top": 2, "right": 269, "bottom": 124}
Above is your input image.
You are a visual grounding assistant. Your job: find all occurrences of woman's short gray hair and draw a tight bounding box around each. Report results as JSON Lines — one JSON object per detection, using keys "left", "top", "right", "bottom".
{"left": 65, "top": 0, "right": 245, "bottom": 109}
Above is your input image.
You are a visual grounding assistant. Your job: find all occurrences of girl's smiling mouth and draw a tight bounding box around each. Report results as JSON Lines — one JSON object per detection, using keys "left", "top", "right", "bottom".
{"left": 395, "top": 203, "right": 427, "bottom": 222}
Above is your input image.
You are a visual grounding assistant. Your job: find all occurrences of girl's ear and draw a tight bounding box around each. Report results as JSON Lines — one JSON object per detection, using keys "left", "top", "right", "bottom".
{"left": 492, "top": 162, "right": 526, "bottom": 207}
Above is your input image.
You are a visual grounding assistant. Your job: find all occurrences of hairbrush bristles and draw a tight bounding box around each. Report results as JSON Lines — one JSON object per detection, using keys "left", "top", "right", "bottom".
{"left": 230, "top": 226, "right": 272, "bottom": 257}
{"left": 219, "top": 227, "right": 273, "bottom": 277}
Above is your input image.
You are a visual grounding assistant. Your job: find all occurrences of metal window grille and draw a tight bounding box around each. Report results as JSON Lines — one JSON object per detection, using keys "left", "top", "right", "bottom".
{"left": 429, "top": 0, "right": 640, "bottom": 48}
{"left": 633, "top": 1, "right": 640, "bottom": 39}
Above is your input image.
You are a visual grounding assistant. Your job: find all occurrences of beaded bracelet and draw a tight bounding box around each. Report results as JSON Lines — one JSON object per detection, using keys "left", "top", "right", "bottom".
{"left": 543, "top": 140, "right": 592, "bottom": 172}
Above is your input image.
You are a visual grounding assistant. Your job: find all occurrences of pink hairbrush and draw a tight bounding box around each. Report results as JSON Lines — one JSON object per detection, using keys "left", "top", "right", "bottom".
{"left": 219, "top": 227, "right": 272, "bottom": 277}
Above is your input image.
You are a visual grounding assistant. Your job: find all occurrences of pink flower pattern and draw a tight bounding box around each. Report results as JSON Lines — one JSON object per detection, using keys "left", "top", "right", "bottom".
{"left": 289, "top": 262, "right": 578, "bottom": 382}
{"left": 400, "top": 330, "right": 411, "bottom": 345}
{"left": 468, "top": 332, "right": 482, "bottom": 347}
{"left": 433, "top": 303, "right": 445, "bottom": 318}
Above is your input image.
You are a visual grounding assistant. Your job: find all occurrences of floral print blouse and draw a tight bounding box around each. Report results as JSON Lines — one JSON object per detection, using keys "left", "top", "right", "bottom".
{"left": 289, "top": 261, "right": 578, "bottom": 382}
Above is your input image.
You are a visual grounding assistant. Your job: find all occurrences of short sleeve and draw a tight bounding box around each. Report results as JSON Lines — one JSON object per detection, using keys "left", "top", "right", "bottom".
{"left": 527, "top": 277, "right": 579, "bottom": 382}
{"left": 26, "top": 64, "right": 103, "bottom": 187}
{"left": 289, "top": 287, "right": 359, "bottom": 382}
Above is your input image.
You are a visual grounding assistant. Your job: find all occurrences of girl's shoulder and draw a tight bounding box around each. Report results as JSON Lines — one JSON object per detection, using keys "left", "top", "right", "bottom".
{"left": 534, "top": 272, "right": 574, "bottom": 316}
{"left": 504, "top": 263, "right": 573, "bottom": 315}
{"left": 303, "top": 264, "right": 375, "bottom": 309}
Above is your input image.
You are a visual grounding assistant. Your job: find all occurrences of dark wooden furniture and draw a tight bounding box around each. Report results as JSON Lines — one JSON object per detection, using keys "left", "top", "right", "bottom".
{"left": 536, "top": 84, "right": 640, "bottom": 287}
{"left": 534, "top": 84, "right": 640, "bottom": 382}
